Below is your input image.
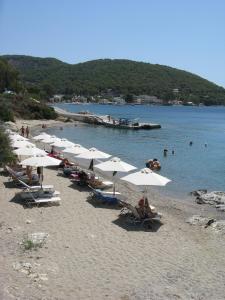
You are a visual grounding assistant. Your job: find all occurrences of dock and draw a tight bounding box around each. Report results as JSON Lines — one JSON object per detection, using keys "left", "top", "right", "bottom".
{"left": 54, "top": 107, "right": 161, "bottom": 130}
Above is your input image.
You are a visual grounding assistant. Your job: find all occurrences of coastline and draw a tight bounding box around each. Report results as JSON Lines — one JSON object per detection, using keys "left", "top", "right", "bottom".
{"left": 1, "top": 119, "right": 225, "bottom": 299}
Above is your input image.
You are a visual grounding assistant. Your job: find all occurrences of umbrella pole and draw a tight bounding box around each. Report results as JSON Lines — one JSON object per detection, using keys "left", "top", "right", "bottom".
{"left": 112, "top": 171, "right": 117, "bottom": 196}
{"left": 41, "top": 166, "right": 43, "bottom": 188}
{"left": 144, "top": 187, "right": 147, "bottom": 200}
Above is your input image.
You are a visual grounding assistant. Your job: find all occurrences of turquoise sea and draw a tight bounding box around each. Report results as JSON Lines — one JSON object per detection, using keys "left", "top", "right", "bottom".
{"left": 48, "top": 103, "right": 225, "bottom": 199}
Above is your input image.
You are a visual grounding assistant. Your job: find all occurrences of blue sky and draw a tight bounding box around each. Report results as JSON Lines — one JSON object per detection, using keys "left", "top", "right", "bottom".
{"left": 0, "top": 0, "right": 225, "bottom": 87}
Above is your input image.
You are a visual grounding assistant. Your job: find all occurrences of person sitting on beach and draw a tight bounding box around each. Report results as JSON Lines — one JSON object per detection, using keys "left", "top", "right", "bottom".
{"left": 144, "top": 198, "right": 157, "bottom": 218}
{"left": 136, "top": 197, "right": 146, "bottom": 218}
{"left": 26, "top": 166, "right": 33, "bottom": 185}
{"left": 78, "top": 170, "right": 88, "bottom": 185}
{"left": 50, "top": 145, "right": 56, "bottom": 155}
{"left": 59, "top": 158, "right": 71, "bottom": 169}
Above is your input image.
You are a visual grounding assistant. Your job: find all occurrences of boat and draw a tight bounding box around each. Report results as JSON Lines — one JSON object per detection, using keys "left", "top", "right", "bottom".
{"left": 99, "top": 117, "right": 161, "bottom": 130}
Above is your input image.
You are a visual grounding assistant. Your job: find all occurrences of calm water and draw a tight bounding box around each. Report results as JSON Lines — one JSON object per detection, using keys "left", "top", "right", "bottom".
{"left": 48, "top": 103, "right": 225, "bottom": 199}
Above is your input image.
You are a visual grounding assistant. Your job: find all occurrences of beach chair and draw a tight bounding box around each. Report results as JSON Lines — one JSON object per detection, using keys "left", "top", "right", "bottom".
{"left": 5, "top": 165, "right": 39, "bottom": 186}
{"left": 119, "top": 200, "right": 162, "bottom": 227}
{"left": 17, "top": 178, "right": 54, "bottom": 191}
{"left": 16, "top": 179, "right": 59, "bottom": 200}
{"left": 25, "top": 191, "right": 61, "bottom": 207}
{"left": 88, "top": 178, "right": 113, "bottom": 190}
{"left": 89, "top": 186, "right": 121, "bottom": 205}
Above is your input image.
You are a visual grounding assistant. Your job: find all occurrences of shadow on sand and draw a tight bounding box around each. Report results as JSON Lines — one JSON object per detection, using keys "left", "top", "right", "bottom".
{"left": 9, "top": 194, "right": 27, "bottom": 208}
{"left": 86, "top": 195, "right": 122, "bottom": 210}
{"left": 3, "top": 181, "right": 17, "bottom": 189}
{"left": 68, "top": 182, "right": 90, "bottom": 192}
{"left": 112, "top": 215, "right": 163, "bottom": 232}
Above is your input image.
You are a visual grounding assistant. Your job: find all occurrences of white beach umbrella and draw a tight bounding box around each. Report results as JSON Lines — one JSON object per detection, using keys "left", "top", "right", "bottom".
{"left": 95, "top": 157, "right": 137, "bottom": 173}
{"left": 9, "top": 135, "right": 28, "bottom": 141}
{"left": 13, "top": 145, "right": 47, "bottom": 156}
{"left": 20, "top": 154, "right": 61, "bottom": 187}
{"left": 121, "top": 168, "right": 171, "bottom": 200}
{"left": 121, "top": 168, "right": 171, "bottom": 187}
{"left": 95, "top": 157, "right": 137, "bottom": 194}
{"left": 11, "top": 140, "right": 35, "bottom": 148}
{"left": 51, "top": 138, "right": 75, "bottom": 148}
{"left": 76, "top": 147, "right": 111, "bottom": 171}
{"left": 33, "top": 133, "right": 51, "bottom": 140}
{"left": 62, "top": 144, "right": 88, "bottom": 155}
{"left": 20, "top": 154, "right": 61, "bottom": 167}
{"left": 76, "top": 147, "right": 111, "bottom": 160}
{"left": 41, "top": 135, "right": 61, "bottom": 144}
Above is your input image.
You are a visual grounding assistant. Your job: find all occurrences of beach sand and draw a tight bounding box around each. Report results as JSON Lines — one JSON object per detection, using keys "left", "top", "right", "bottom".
{"left": 1, "top": 121, "right": 225, "bottom": 299}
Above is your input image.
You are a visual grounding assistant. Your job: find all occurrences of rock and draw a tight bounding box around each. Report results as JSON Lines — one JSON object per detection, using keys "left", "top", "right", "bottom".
{"left": 12, "top": 262, "right": 32, "bottom": 273}
{"left": 7, "top": 227, "right": 13, "bottom": 233}
{"left": 186, "top": 215, "right": 215, "bottom": 227}
{"left": 215, "top": 205, "right": 225, "bottom": 211}
{"left": 195, "top": 197, "right": 205, "bottom": 204}
{"left": 197, "top": 191, "right": 225, "bottom": 206}
{"left": 27, "top": 232, "right": 48, "bottom": 247}
{"left": 38, "top": 273, "right": 48, "bottom": 281}
{"left": 211, "top": 220, "right": 225, "bottom": 233}
{"left": 12, "top": 262, "right": 23, "bottom": 271}
{"left": 190, "top": 189, "right": 207, "bottom": 197}
{"left": 26, "top": 220, "right": 32, "bottom": 224}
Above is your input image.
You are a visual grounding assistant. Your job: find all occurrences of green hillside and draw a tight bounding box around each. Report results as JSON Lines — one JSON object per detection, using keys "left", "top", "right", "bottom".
{"left": 0, "top": 58, "right": 57, "bottom": 121}
{"left": 2, "top": 55, "right": 225, "bottom": 105}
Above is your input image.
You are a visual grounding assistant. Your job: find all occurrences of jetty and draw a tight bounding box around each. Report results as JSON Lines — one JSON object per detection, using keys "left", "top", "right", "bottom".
{"left": 54, "top": 107, "right": 161, "bottom": 130}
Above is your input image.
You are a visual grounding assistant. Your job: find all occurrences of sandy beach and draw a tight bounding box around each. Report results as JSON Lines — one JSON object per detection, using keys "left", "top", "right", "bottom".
{"left": 1, "top": 121, "right": 225, "bottom": 300}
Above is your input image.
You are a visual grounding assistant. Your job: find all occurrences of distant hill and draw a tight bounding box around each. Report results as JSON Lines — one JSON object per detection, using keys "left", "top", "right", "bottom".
{"left": 2, "top": 55, "right": 225, "bottom": 105}
{"left": 0, "top": 58, "right": 57, "bottom": 121}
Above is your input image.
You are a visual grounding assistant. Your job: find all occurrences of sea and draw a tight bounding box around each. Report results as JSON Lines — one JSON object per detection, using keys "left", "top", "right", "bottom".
{"left": 47, "top": 103, "right": 225, "bottom": 200}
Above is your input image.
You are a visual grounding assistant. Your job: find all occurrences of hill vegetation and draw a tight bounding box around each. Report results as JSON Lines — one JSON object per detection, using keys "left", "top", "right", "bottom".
{"left": 2, "top": 55, "right": 225, "bottom": 105}
{"left": 0, "top": 58, "right": 57, "bottom": 122}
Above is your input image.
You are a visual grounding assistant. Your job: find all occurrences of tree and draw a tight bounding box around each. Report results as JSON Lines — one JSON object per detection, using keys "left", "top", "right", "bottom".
{"left": 0, "top": 128, "right": 16, "bottom": 166}
{"left": 125, "top": 94, "right": 134, "bottom": 103}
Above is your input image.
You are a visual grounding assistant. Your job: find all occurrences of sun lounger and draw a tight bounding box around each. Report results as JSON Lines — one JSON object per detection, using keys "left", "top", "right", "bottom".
{"left": 17, "top": 179, "right": 54, "bottom": 191}
{"left": 25, "top": 192, "right": 61, "bottom": 207}
{"left": 5, "top": 165, "right": 39, "bottom": 185}
{"left": 16, "top": 179, "right": 59, "bottom": 200}
{"left": 89, "top": 186, "right": 121, "bottom": 205}
{"left": 88, "top": 180, "right": 113, "bottom": 190}
{"left": 119, "top": 200, "right": 162, "bottom": 227}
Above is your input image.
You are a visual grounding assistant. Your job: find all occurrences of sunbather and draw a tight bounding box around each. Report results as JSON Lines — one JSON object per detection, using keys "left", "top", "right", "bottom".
{"left": 144, "top": 198, "right": 157, "bottom": 218}
{"left": 136, "top": 197, "right": 157, "bottom": 219}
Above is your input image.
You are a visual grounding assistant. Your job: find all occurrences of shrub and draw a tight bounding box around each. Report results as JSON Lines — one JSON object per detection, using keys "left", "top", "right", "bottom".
{"left": 0, "top": 128, "right": 17, "bottom": 166}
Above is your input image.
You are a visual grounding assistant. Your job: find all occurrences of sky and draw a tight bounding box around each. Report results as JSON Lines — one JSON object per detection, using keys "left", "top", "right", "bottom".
{"left": 0, "top": 0, "right": 225, "bottom": 87}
